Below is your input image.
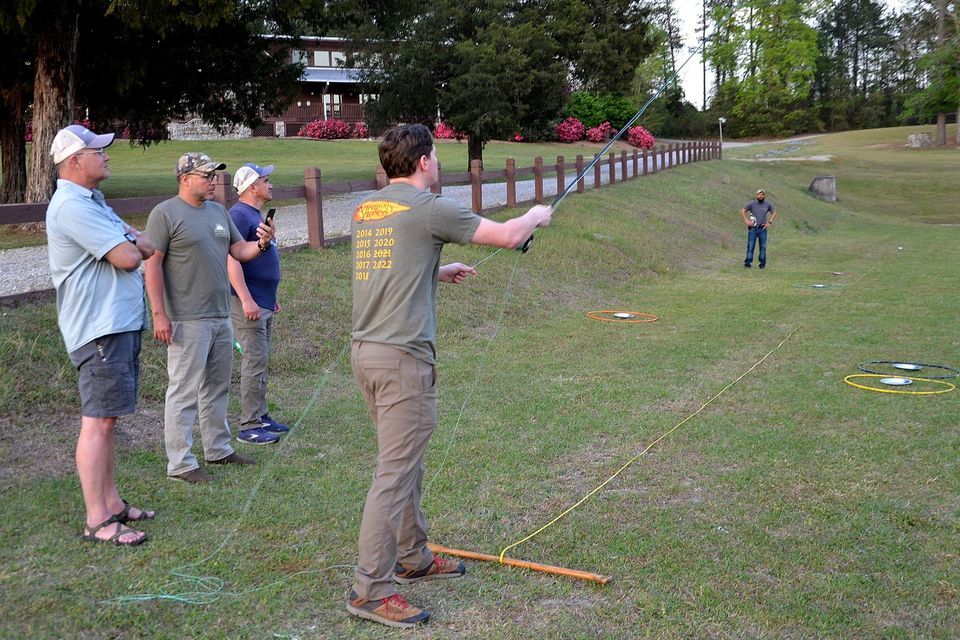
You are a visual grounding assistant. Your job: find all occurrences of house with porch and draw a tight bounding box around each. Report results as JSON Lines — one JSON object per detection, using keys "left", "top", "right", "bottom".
{"left": 253, "top": 36, "right": 371, "bottom": 137}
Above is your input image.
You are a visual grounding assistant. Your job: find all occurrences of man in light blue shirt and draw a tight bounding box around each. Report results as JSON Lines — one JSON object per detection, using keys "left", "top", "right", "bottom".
{"left": 47, "top": 124, "right": 157, "bottom": 546}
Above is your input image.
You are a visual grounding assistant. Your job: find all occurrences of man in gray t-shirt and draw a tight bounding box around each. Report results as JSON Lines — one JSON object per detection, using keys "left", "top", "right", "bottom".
{"left": 144, "top": 152, "right": 275, "bottom": 483}
{"left": 346, "top": 125, "right": 552, "bottom": 629}
{"left": 739, "top": 188, "right": 777, "bottom": 269}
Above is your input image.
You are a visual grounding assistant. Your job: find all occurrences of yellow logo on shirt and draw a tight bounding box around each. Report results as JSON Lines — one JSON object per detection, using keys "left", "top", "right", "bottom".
{"left": 353, "top": 200, "right": 410, "bottom": 222}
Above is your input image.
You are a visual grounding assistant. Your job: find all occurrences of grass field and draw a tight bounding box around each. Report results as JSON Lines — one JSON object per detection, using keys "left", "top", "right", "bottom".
{"left": 1, "top": 126, "right": 958, "bottom": 638}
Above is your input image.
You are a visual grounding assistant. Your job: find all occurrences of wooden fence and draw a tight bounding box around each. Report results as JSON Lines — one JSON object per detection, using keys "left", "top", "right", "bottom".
{"left": 0, "top": 140, "right": 722, "bottom": 251}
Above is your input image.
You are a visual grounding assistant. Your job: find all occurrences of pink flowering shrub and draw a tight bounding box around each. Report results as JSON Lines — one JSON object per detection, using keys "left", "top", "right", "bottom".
{"left": 554, "top": 117, "right": 584, "bottom": 143}
{"left": 513, "top": 132, "right": 524, "bottom": 142}
{"left": 353, "top": 121, "right": 369, "bottom": 138}
{"left": 627, "top": 125, "right": 655, "bottom": 149}
{"left": 586, "top": 121, "right": 613, "bottom": 142}
{"left": 433, "top": 121, "right": 465, "bottom": 140}
{"left": 298, "top": 118, "right": 352, "bottom": 140}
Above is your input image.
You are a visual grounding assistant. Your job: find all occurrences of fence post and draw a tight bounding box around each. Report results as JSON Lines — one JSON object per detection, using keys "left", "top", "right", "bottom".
{"left": 718, "top": 140, "right": 722, "bottom": 160}
{"left": 576, "top": 155, "right": 585, "bottom": 193}
{"left": 593, "top": 153, "right": 602, "bottom": 188}
{"left": 431, "top": 161, "right": 442, "bottom": 194}
{"left": 534, "top": 156, "right": 544, "bottom": 204}
{"left": 682, "top": 142, "right": 688, "bottom": 165}
{"left": 213, "top": 170, "right": 230, "bottom": 206}
{"left": 660, "top": 144, "right": 667, "bottom": 172}
{"left": 304, "top": 167, "right": 325, "bottom": 249}
{"left": 608, "top": 153, "right": 616, "bottom": 185}
{"left": 506, "top": 158, "right": 516, "bottom": 208}
{"left": 642, "top": 149, "right": 649, "bottom": 175}
{"left": 620, "top": 151, "right": 628, "bottom": 181}
{"left": 632, "top": 149, "right": 639, "bottom": 178}
{"left": 376, "top": 163, "right": 388, "bottom": 189}
{"left": 470, "top": 159, "right": 483, "bottom": 213}
{"left": 556, "top": 155, "right": 565, "bottom": 199}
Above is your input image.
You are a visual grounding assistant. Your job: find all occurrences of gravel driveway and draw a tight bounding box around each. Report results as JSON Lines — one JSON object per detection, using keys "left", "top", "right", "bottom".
{"left": 1, "top": 153, "right": 675, "bottom": 299}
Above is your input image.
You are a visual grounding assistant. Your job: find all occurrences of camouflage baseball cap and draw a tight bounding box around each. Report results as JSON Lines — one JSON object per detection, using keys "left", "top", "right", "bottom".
{"left": 176, "top": 152, "right": 226, "bottom": 176}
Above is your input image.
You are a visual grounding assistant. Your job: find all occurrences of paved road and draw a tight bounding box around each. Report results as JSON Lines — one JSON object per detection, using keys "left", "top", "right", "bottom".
{"left": 1, "top": 151, "right": 682, "bottom": 299}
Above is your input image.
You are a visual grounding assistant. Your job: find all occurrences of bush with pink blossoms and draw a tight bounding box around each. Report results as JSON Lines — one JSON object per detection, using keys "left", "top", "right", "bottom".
{"left": 298, "top": 118, "right": 352, "bottom": 140}
{"left": 586, "top": 121, "right": 613, "bottom": 142}
{"left": 512, "top": 132, "right": 524, "bottom": 142}
{"left": 554, "top": 117, "right": 584, "bottom": 143}
{"left": 433, "top": 121, "right": 465, "bottom": 140}
{"left": 626, "top": 125, "right": 655, "bottom": 149}
{"left": 353, "top": 121, "right": 369, "bottom": 138}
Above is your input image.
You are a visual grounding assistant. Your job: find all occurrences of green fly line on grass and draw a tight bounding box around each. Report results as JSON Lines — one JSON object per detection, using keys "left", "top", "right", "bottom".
{"left": 103, "top": 340, "right": 354, "bottom": 606}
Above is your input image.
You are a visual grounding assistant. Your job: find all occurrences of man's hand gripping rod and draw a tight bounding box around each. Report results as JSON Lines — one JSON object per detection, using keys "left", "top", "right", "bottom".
{"left": 518, "top": 42, "right": 707, "bottom": 254}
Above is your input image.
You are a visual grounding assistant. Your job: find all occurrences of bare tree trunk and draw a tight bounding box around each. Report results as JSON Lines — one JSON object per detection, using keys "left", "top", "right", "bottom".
{"left": 25, "top": 1, "right": 79, "bottom": 204}
{"left": 0, "top": 93, "right": 27, "bottom": 204}
{"left": 467, "top": 136, "right": 485, "bottom": 170}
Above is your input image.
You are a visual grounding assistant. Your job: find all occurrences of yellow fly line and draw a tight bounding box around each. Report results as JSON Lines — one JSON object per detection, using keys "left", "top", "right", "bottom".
{"left": 843, "top": 374, "right": 956, "bottom": 395}
{"left": 485, "top": 326, "right": 803, "bottom": 566}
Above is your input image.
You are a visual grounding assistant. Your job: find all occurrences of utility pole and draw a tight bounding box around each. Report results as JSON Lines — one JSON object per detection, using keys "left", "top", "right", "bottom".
{"left": 702, "top": 0, "right": 707, "bottom": 110}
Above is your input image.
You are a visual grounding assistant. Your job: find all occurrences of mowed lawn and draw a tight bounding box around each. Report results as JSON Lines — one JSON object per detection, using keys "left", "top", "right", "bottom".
{"left": 1, "top": 126, "right": 958, "bottom": 638}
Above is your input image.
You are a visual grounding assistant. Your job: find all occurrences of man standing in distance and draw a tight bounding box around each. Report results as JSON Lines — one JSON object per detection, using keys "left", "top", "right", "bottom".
{"left": 144, "top": 153, "right": 275, "bottom": 483}
{"left": 346, "top": 124, "right": 552, "bottom": 628}
{"left": 228, "top": 163, "right": 288, "bottom": 445}
{"left": 46, "top": 125, "right": 157, "bottom": 545}
{"left": 740, "top": 188, "right": 776, "bottom": 269}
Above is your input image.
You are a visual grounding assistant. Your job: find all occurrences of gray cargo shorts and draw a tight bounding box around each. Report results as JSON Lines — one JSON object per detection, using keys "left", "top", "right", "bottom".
{"left": 68, "top": 330, "right": 141, "bottom": 418}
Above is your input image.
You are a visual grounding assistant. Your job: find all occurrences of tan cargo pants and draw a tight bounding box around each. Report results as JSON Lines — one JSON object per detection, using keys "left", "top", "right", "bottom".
{"left": 350, "top": 341, "right": 438, "bottom": 600}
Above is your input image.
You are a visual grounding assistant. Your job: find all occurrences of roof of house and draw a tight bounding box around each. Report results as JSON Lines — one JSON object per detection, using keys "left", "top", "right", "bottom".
{"left": 302, "top": 67, "right": 364, "bottom": 84}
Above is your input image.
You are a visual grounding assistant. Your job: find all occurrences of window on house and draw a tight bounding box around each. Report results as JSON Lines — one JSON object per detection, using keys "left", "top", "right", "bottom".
{"left": 331, "top": 51, "right": 346, "bottom": 67}
{"left": 292, "top": 50, "right": 308, "bottom": 65}
{"left": 314, "top": 51, "right": 330, "bottom": 67}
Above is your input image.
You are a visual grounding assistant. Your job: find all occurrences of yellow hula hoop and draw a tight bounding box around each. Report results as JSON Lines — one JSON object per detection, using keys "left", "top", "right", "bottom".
{"left": 586, "top": 310, "right": 658, "bottom": 323}
{"left": 843, "top": 374, "right": 956, "bottom": 395}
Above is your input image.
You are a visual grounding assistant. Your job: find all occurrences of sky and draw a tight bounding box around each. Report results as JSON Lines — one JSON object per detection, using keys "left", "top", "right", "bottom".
{"left": 674, "top": 0, "right": 909, "bottom": 111}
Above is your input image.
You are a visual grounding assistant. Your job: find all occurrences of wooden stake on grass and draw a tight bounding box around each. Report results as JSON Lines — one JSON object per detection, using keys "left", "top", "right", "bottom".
{"left": 427, "top": 543, "right": 611, "bottom": 585}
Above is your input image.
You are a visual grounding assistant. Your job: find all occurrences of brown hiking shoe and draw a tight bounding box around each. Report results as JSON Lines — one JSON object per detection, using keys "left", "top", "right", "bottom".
{"left": 346, "top": 590, "right": 430, "bottom": 629}
{"left": 394, "top": 556, "right": 466, "bottom": 585}
{"left": 208, "top": 452, "right": 255, "bottom": 465}
{"left": 169, "top": 468, "right": 213, "bottom": 483}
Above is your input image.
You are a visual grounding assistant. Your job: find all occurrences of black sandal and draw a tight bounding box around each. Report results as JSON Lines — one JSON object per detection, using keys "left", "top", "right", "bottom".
{"left": 81, "top": 514, "right": 148, "bottom": 546}
{"left": 114, "top": 499, "right": 156, "bottom": 523}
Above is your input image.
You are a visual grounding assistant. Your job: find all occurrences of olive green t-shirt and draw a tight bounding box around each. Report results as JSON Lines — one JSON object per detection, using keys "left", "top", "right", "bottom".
{"left": 145, "top": 196, "right": 242, "bottom": 321}
{"left": 351, "top": 183, "right": 482, "bottom": 364}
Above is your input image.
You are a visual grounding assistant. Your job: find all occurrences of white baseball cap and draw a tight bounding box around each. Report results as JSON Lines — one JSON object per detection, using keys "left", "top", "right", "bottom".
{"left": 233, "top": 163, "right": 275, "bottom": 194}
{"left": 50, "top": 125, "right": 115, "bottom": 164}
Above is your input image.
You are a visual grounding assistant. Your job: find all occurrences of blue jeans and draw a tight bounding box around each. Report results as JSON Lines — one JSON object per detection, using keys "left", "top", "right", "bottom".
{"left": 745, "top": 226, "right": 767, "bottom": 267}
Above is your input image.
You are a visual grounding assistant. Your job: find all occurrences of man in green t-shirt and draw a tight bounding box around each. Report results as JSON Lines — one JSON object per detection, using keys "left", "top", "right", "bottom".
{"left": 346, "top": 124, "right": 552, "bottom": 629}
{"left": 144, "top": 152, "right": 275, "bottom": 483}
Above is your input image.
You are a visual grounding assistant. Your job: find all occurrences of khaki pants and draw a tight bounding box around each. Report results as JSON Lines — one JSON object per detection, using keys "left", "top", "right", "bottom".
{"left": 163, "top": 318, "right": 235, "bottom": 476}
{"left": 230, "top": 297, "right": 274, "bottom": 427}
{"left": 351, "top": 341, "right": 438, "bottom": 600}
